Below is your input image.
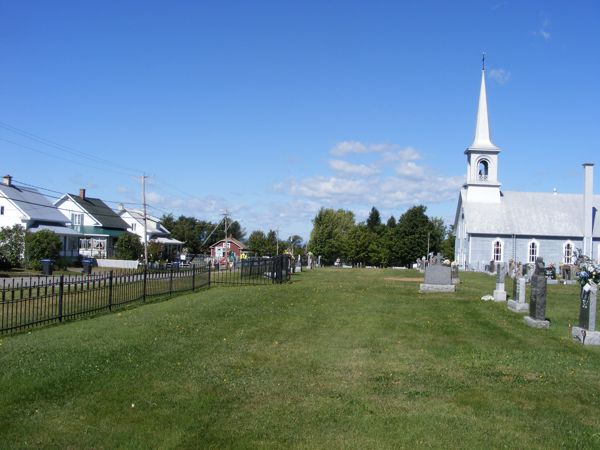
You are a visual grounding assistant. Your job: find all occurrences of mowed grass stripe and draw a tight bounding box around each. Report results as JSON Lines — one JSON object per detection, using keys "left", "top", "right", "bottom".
{"left": 1, "top": 268, "right": 599, "bottom": 449}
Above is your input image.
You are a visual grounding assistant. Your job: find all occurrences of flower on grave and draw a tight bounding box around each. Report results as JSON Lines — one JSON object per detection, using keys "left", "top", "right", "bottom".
{"left": 576, "top": 260, "right": 600, "bottom": 287}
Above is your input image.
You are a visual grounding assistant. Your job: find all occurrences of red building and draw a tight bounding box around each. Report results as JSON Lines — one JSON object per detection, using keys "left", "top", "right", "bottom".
{"left": 209, "top": 237, "right": 248, "bottom": 259}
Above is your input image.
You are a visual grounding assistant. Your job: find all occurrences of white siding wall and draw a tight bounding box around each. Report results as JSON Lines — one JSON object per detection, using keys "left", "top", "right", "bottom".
{"left": 467, "top": 234, "right": 591, "bottom": 270}
{"left": 56, "top": 198, "right": 98, "bottom": 226}
{"left": 0, "top": 196, "right": 28, "bottom": 228}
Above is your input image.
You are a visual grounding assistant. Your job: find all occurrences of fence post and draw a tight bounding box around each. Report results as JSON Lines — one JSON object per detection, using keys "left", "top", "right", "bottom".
{"left": 192, "top": 265, "right": 196, "bottom": 291}
{"left": 108, "top": 270, "right": 113, "bottom": 311}
{"left": 58, "top": 275, "right": 64, "bottom": 322}
{"left": 169, "top": 265, "right": 173, "bottom": 295}
{"left": 208, "top": 261, "right": 212, "bottom": 288}
{"left": 143, "top": 267, "right": 147, "bottom": 302}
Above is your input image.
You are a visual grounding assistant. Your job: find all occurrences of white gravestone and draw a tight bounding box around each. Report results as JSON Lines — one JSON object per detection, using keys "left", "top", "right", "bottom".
{"left": 493, "top": 262, "right": 507, "bottom": 301}
{"left": 507, "top": 277, "right": 529, "bottom": 313}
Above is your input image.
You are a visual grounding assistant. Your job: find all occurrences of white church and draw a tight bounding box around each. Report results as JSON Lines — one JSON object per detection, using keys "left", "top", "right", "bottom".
{"left": 454, "top": 66, "right": 599, "bottom": 271}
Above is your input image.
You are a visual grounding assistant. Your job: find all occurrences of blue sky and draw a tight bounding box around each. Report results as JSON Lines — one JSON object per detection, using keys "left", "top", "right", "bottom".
{"left": 1, "top": 1, "right": 599, "bottom": 241}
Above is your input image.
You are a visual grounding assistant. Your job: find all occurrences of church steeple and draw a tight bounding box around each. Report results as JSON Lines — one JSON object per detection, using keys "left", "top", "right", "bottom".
{"left": 463, "top": 58, "right": 502, "bottom": 203}
{"left": 470, "top": 67, "right": 499, "bottom": 150}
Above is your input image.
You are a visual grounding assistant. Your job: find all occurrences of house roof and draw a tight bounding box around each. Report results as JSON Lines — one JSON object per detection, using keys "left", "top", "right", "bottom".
{"left": 66, "top": 194, "right": 129, "bottom": 230}
{"left": 119, "top": 208, "right": 170, "bottom": 235}
{"left": 209, "top": 237, "right": 248, "bottom": 250}
{"left": 29, "top": 224, "right": 82, "bottom": 236}
{"left": 0, "top": 183, "right": 68, "bottom": 224}
{"left": 462, "top": 190, "right": 600, "bottom": 238}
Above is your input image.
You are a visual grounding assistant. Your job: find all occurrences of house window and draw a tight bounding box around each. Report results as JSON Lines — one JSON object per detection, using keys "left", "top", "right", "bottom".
{"left": 0, "top": 205, "right": 3, "bottom": 215}
{"left": 493, "top": 240, "right": 503, "bottom": 262}
{"left": 528, "top": 241, "right": 538, "bottom": 263}
{"left": 131, "top": 222, "right": 137, "bottom": 231}
{"left": 563, "top": 242, "right": 574, "bottom": 264}
{"left": 71, "top": 213, "right": 84, "bottom": 226}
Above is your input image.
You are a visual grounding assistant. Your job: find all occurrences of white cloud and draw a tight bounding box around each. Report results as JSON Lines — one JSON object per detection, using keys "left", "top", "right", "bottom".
{"left": 329, "top": 141, "right": 398, "bottom": 156}
{"left": 488, "top": 68, "right": 512, "bottom": 85}
{"left": 382, "top": 146, "right": 422, "bottom": 163}
{"left": 395, "top": 161, "right": 425, "bottom": 177}
{"left": 534, "top": 18, "right": 551, "bottom": 41}
{"left": 289, "top": 176, "right": 368, "bottom": 199}
{"left": 329, "top": 159, "right": 379, "bottom": 176}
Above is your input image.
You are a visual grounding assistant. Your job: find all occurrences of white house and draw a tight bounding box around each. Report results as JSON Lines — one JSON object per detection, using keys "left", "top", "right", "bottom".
{"left": 118, "top": 207, "right": 183, "bottom": 258}
{"left": 55, "top": 189, "right": 129, "bottom": 259}
{"left": 454, "top": 67, "right": 599, "bottom": 270}
{"left": 0, "top": 174, "right": 80, "bottom": 257}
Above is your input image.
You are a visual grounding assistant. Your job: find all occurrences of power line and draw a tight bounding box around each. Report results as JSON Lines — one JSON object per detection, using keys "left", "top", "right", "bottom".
{"left": 0, "top": 120, "right": 141, "bottom": 175}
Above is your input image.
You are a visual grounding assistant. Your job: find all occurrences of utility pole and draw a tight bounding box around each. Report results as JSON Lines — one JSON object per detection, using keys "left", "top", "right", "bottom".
{"left": 141, "top": 174, "right": 149, "bottom": 266}
{"left": 276, "top": 228, "right": 279, "bottom": 255}
{"left": 222, "top": 210, "right": 229, "bottom": 258}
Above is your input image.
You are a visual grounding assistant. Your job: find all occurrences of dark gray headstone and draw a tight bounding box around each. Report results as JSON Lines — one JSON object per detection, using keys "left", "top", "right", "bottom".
{"left": 529, "top": 257, "right": 547, "bottom": 321}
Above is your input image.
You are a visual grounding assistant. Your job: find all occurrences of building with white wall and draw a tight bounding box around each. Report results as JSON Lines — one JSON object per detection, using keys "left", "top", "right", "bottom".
{"left": 454, "top": 68, "right": 599, "bottom": 270}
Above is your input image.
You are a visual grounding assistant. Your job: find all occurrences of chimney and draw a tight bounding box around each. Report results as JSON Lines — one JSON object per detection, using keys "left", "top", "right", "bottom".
{"left": 583, "top": 163, "right": 594, "bottom": 258}
{"left": 2, "top": 175, "right": 12, "bottom": 187}
{"left": 79, "top": 188, "right": 86, "bottom": 200}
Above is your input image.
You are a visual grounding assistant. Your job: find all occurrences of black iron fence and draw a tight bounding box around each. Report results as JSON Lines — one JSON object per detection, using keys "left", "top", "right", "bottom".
{"left": 1, "top": 255, "right": 291, "bottom": 335}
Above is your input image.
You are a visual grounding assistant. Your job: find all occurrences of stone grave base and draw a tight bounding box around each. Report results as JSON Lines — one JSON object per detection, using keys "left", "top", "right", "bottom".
{"left": 507, "top": 300, "right": 529, "bottom": 313}
{"left": 572, "top": 327, "right": 600, "bottom": 346}
{"left": 452, "top": 278, "right": 460, "bottom": 285}
{"left": 419, "top": 283, "right": 455, "bottom": 293}
{"left": 524, "top": 316, "right": 550, "bottom": 329}
{"left": 493, "top": 290, "right": 507, "bottom": 302}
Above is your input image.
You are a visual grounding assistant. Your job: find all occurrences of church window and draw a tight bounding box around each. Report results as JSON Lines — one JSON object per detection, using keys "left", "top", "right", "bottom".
{"left": 493, "top": 240, "right": 502, "bottom": 262}
{"left": 563, "top": 242, "right": 574, "bottom": 264}
{"left": 478, "top": 160, "right": 489, "bottom": 181}
{"left": 528, "top": 240, "right": 538, "bottom": 263}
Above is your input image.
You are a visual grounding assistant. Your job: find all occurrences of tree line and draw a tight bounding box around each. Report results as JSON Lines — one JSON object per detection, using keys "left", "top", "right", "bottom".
{"left": 307, "top": 205, "right": 455, "bottom": 267}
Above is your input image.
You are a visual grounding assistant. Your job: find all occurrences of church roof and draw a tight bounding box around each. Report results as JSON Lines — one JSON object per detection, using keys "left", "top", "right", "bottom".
{"left": 462, "top": 191, "right": 600, "bottom": 238}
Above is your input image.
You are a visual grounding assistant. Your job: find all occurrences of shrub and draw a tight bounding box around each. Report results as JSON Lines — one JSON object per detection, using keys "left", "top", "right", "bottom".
{"left": 25, "top": 230, "right": 62, "bottom": 270}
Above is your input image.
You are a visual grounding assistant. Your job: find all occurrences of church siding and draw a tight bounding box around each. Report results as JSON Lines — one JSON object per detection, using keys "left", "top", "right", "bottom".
{"left": 466, "top": 234, "right": 589, "bottom": 270}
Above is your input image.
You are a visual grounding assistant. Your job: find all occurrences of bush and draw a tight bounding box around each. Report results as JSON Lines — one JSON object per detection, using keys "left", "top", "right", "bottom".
{"left": 115, "top": 233, "right": 143, "bottom": 260}
{"left": 0, "top": 225, "right": 25, "bottom": 268}
{"left": 25, "top": 230, "right": 62, "bottom": 270}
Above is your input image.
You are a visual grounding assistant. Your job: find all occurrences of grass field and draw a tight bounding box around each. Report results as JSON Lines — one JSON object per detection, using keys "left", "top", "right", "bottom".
{"left": 1, "top": 268, "right": 599, "bottom": 449}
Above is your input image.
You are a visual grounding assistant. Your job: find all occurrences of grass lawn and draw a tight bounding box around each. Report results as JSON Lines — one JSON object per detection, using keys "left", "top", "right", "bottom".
{"left": 1, "top": 268, "right": 599, "bottom": 449}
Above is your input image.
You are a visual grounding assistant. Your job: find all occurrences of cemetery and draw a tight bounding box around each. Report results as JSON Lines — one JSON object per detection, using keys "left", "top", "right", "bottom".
{"left": 2, "top": 266, "right": 600, "bottom": 448}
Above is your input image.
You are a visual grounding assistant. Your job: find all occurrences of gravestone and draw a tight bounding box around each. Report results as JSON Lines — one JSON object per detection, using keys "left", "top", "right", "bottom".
{"left": 507, "top": 277, "right": 528, "bottom": 313}
{"left": 451, "top": 265, "right": 460, "bottom": 285}
{"left": 524, "top": 257, "right": 550, "bottom": 328}
{"left": 295, "top": 257, "right": 302, "bottom": 273}
{"left": 493, "top": 262, "right": 508, "bottom": 301}
{"left": 419, "top": 257, "right": 455, "bottom": 293}
{"left": 572, "top": 281, "right": 600, "bottom": 345}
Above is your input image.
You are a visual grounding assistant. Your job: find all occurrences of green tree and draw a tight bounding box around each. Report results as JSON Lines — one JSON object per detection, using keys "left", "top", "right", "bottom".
{"left": 394, "top": 205, "right": 431, "bottom": 266}
{"left": 115, "top": 232, "right": 143, "bottom": 260}
{"left": 441, "top": 224, "right": 456, "bottom": 261}
{"left": 366, "top": 207, "right": 382, "bottom": 231}
{"left": 247, "top": 230, "right": 268, "bottom": 256}
{"left": 307, "top": 208, "right": 355, "bottom": 265}
{"left": 25, "top": 230, "right": 61, "bottom": 270}
{"left": 0, "top": 224, "right": 25, "bottom": 268}
{"left": 386, "top": 215, "right": 397, "bottom": 228}
{"left": 147, "top": 241, "right": 164, "bottom": 262}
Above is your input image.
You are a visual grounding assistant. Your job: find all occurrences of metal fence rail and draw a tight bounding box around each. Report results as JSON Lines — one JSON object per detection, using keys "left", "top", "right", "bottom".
{"left": 0, "top": 255, "right": 291, "bottom": 335}
{"left": 210, "top": 256, "right": 292, "bottom": 286}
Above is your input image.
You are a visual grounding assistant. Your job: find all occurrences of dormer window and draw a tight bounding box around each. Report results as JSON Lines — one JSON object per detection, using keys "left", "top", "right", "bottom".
{"left": 478, "top": 160, "right": 489, "bottom": 181}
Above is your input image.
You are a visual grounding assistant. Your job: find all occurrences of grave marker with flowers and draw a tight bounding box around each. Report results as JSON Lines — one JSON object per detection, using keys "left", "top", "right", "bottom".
{"left": 572, "top": 260, "right": 600, "bottom": 345}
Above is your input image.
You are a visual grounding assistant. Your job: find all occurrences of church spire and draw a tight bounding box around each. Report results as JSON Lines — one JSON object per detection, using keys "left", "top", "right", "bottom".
{"left": 469, "top": 62, "right": 498, "bottom": 150}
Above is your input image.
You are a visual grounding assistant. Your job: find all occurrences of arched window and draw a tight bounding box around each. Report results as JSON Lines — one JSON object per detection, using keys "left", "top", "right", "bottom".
{"left": 563, "top": 242, "right": 574, "bottom": 264}
{"left": 478, "top": 160, "right": 489, "bottom": 181}
{"left": 528, "top": 240, "right": 538, "bottom": 263}
{"left": 493, "top": 239, "right": 503, "bottom": 262}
